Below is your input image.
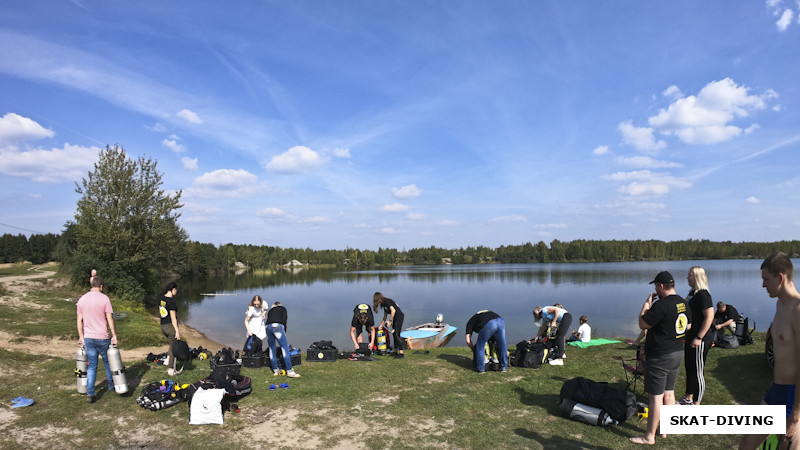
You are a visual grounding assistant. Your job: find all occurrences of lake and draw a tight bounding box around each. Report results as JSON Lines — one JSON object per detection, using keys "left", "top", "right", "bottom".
{"left": 173, "top": 259, "right": 781, "bottom": 352}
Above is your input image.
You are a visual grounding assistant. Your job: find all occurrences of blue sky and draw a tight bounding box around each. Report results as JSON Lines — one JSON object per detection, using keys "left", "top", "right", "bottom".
{"left": 1, "top": 1, "right": 799, "bottom": 250}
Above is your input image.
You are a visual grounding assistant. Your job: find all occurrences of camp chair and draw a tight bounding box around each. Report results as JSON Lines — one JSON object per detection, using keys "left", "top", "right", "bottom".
{"left": 613, "top": 345, "right": 645, "bottom": 394}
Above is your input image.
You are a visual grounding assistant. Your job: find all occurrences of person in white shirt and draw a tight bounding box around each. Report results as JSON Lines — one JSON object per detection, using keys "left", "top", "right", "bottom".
{"left": 244, "top": 295, "right": 267, "bottom": 341}
{"left": 568, "top": 315, "right": 591, "bottom": 343}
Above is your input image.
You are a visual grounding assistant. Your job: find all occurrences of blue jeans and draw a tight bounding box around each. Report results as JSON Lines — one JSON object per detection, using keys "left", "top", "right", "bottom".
{"left": 84, "top": 338, "right": 114, "bottom": 396}
{"left": 474, "top": 317, "right": 508, "bottom": 372}
{"left": 267, "top": 323, "right": 293, "bottom": 372}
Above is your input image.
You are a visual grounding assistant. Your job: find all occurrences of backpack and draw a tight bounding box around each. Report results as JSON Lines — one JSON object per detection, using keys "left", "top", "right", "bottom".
{"left": 172, "top": 340, "right": 191, "bottom": 361}
{"left": 559, "top": 377, "right": 637, "bottom": 423}
{"left": 310, "top": 340, "right": 336, "bottom": 350}
{"left": 243, "top": 335, "right": 263, "bottom": 356}
{"left": 512, "top": 340, "right": 549, "bottom": 369}
{"left": 716, "top": 333, "right": 739, "bottom": 349}
{"left": 210, "top": 372, "right": 252, "bottom": 399}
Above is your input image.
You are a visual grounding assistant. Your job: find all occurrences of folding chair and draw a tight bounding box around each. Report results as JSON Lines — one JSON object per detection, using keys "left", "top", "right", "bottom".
{"left": 613, "top": 344, "right": 645, "bottom": 394}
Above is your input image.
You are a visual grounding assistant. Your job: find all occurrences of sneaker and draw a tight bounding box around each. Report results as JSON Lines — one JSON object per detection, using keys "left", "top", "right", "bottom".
{"left": 678, "top": 397, "right": 694, "bottom": 405}
{"left": 286, "top": 370, "right": 301, "bottom": 378}
{"left": 86, "top": 395, "right": 96, "bottom": 404}
{"left": 548, "top": 359, "right": 564, "bottom": 366}
{"left": 560, "top": 354, "right": 566, "bottom": 359}
{"left": 273, "top": 371, "right": 280, "bottom": 376}
{"left": 167, "top": 369, "right": 177, "bottom": 377}
{"left": 500, "top": 368, "right": 508, "bottom": 373}
{"left": 394, "top": 353, "right": 405, "bottom": 359}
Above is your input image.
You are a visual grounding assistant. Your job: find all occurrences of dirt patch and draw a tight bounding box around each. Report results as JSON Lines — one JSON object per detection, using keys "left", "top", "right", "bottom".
{"left": 236, "top": 405, "right": 367, "bottom": 449}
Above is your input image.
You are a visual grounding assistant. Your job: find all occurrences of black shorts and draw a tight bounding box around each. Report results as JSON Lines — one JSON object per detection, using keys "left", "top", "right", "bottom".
{"left": 644, "top": 350, "right": 682, "bottom": 396}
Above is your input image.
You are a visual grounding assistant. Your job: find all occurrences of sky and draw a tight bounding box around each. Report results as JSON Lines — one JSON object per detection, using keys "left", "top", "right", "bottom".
{"left": 1, "top": 1, "right": 799, "bottom": 250}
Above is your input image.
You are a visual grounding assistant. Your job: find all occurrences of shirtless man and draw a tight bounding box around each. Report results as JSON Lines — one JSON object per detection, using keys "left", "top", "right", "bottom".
{"left": 740, "top": 252, "right": 800, "bottom": 449}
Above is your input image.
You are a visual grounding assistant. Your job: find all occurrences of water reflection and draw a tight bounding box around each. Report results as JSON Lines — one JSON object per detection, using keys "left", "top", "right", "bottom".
{"left": 176, "top": 260, "right": 777, "bottom": 352}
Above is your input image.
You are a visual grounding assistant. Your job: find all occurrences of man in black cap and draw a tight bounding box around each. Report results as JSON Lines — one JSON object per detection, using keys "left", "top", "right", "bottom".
{"left": 630, "top": 271, "right": 691, "bottom": 446}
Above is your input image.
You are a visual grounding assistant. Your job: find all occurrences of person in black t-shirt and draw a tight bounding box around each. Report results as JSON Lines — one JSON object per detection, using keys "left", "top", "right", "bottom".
{"left": 159, "top": 282, "right": 180, "bottom": 376}
{"left": 630, "top": 271, "right": 691, "bottom": 446}
{"left": 373, "top": 292, "right": 405, "bottom": 358}
{"left": 350, "top": 303, "right": 375, "bottom": 350}
{"left": 465, "top": 310, "right": 508, "bottom": 373}
{"left": 266, "top": 301, "right": 300, "bottom": 378}
{"left": 714, "top": 302, "right": 739, "bottom": 335}
{"left": 681, "top": 266, "right": 715, "bottom": 406}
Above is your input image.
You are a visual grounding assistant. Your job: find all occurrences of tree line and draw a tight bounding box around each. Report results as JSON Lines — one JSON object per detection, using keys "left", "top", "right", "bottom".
{"left": 3, "top": 230, "right": 798, "bottom": 272}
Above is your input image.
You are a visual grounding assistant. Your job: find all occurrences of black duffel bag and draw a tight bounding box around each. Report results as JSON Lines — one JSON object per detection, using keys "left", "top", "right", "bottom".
{"left": 559, "top": 377, "right": 637, "bottom": 423}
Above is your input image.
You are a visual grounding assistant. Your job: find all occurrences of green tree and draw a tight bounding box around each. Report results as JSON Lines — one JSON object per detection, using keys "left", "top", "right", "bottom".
{"left": 64, "top": 145, "right": 187, "bottom": 301}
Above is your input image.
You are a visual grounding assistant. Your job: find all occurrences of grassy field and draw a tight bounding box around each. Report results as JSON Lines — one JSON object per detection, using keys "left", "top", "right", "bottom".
{"left": 0, "top": 267, "right": 774, "bottom": 449}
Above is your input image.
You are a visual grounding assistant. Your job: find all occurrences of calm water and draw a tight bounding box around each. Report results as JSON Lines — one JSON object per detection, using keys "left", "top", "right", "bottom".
{"left": 174, "top": 259, "right": 781, "bottom": 352}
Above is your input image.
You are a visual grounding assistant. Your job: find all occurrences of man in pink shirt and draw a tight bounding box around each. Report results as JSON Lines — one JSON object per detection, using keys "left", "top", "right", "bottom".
{"left": 77, "top": 276, "right": 118, "bottom": 403}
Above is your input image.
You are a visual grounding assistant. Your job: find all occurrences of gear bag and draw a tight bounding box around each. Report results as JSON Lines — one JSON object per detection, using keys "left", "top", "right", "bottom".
{"left": 559, "top": 377, "right": 636, "bottom": 423}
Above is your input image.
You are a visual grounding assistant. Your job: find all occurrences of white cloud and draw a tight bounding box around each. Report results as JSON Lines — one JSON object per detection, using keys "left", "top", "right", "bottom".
{"left": 256, "top": 208, "right": 296, "bottom": 222}
{"left": 618, "top": 120, "right": 667, "bottom": 153}
{"left": 662, "top": 85, "right": 683, "bottom": 99}
{"left": 777, "top": 9, "right": 794, "bottom": 31}
{"left": 0, "top": 143, "right": 99, "bottom": 183}
{"left": 266, "top": 146, "right": 327, "bottom": 173}
{"left": 604, "top": 170, "right": 692, "bottom": 196}
{"left": 438, "top": 219, "right": 459, "bottom": 226}
{"left": 380, "top": 203, "right": 409, "bottom": 212}
{"left": 185, "top": 169, "right": 265, "bottom": 198}
{"left": 333, "top": 148, "right": 351, "bottom": 158}
{"left": 148, "top": 122, "right": 167, "bottom": 133}
{"left": 181, "top": 156, "right": 198, "bottom": 171}
{"left": 162, "top": 136, "right": 185, "bottom": 153}
{"left": 489, "top": 215, "right": 528, "bottom": 223}
{"left": 534, "top": 223, "right": 567, "bottom": 229}
{"left": 747, "top": 196, "right": 761, "bottom": 204}
{"left": 392, "top": 184, "right": 422, "bottom": 199}
{"left": 0, "top": 113, "right": 55, "bottom": 145}
{"left": 615, "top": 155, "right": 682, "bottom": 169}
{"left": 29, "top": 193, "right": 42, "bottom": 199}
{"left": 648, "top": 78, "right": 775, "bottom": 145}
{"left": 592, "top": 145, "right": 610, "bottom": 155}
{"left": 304, "top": 216, "right": 331, "bottom": 223}
{"left": 181, "top": 202, "right": 222, "bottom": 223}
{"left": 381, "top": 227, "right": 397, "bottom": 234}
{"left": 177, "top": 109, "right": 203, "bottom": 124}
{"left": 407, "top": 212, "right": 425, "bottom": 220}
{"left": 744, "top": 124, "right": 761, "bottom": 135}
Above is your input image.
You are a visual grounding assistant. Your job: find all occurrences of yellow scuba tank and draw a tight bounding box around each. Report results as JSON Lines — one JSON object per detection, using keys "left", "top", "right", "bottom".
{"left": 376, "top": 328, "right": 388, "bottom": 354}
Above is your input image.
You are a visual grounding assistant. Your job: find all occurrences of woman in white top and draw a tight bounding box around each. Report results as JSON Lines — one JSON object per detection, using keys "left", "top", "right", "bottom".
{"left": 244, "top": 295, "right": 267, "bottom": 340}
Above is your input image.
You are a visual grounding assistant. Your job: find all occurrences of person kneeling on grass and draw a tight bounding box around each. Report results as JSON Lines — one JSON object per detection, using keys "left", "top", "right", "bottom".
{"left": 567, "top": 315, "right": 591, "bottom": 343}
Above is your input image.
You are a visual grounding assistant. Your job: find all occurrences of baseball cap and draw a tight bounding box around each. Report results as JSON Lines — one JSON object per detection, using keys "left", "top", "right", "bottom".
{"left": 649, "top": 271, "right": 674, "bottom": 285}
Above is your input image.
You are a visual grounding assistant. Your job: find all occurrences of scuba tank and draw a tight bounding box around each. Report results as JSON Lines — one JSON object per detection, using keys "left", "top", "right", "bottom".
{"left": 107, "top": 345, "right": 128, "bottom": 394}
{"left": 376, "top": 328, "right": 388, "bottom": 355}
{"left": 559, "top": 398, "right": 616, "bottom": 426}
{"left": 76, "top": 345, "right": 88, "bottom": 394}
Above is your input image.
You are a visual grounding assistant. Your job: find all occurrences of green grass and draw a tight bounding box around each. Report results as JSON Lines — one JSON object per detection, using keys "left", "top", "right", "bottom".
{"left": 0, "top": 262, "right": 38, "bottom": 277}
{"left": 0, "top": 265, "right": 775, "bottom": 448}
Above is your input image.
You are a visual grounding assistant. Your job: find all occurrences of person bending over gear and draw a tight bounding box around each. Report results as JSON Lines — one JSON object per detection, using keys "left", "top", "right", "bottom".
{"left": 465, "top": 310, "right": 508, "bottom": 373}
{"left": 350, "top": 303, "right": 376, "bottom": 350}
